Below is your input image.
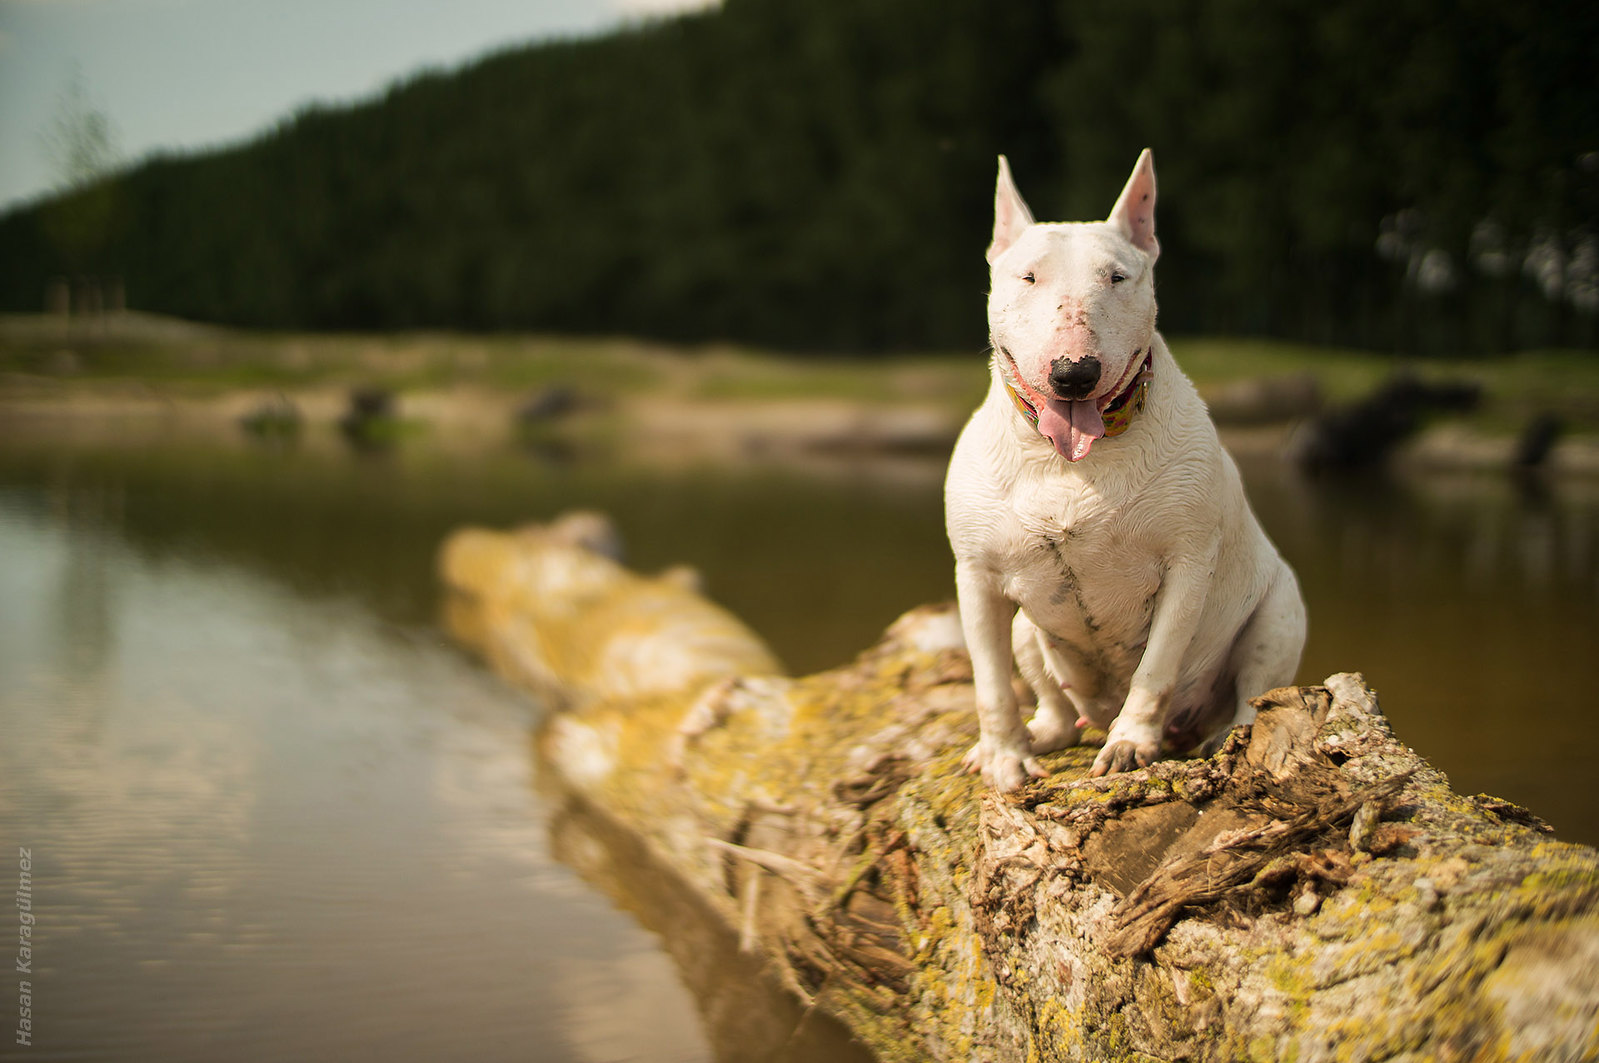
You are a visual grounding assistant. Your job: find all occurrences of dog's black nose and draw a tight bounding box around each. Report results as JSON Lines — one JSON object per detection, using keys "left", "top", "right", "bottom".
{"left": 1049, "top": 356, "right": 1101, "bottom": 400}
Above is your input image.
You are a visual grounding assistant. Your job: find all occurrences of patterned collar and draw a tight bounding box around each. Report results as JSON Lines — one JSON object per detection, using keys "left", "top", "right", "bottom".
{"left": 1003, "top": 350, "right": 1153, "bottom": 440}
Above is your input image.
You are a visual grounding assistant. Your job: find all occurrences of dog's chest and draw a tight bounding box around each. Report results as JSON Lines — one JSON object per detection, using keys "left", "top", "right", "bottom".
{"left": 996, "top": 484, "right": 1163, "bottom": 642}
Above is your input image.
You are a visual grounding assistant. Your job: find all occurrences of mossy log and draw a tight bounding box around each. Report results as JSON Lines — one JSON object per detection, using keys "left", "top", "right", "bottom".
{"left": 439, "top": 514, "right": 1599, "bottom": 1063}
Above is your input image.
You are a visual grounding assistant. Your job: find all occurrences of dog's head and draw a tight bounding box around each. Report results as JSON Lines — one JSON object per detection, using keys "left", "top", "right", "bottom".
{"left": 985, "top": 150, "right": 1160, "bottom": 462}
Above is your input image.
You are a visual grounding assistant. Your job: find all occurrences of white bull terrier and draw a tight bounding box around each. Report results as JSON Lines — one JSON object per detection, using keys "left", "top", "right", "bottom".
{"left": 945, "top": 150, "right": 1307, "bottom": 790}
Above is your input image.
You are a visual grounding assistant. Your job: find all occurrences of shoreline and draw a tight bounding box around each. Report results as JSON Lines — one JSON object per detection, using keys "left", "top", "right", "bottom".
{"left": 3, "top": 377, "right": 1598, "bottom": 479}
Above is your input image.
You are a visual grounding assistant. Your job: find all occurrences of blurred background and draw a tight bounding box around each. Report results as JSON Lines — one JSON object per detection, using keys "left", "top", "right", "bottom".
{"left": 2, "top": 0, "right": 1595, "bottom": 350}
{"left": 0, "top": 1, "right": 1596, "bottom": 1061}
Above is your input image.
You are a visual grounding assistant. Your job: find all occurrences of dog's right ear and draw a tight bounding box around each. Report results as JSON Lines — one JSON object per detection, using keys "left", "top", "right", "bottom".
{"left": 988, "top": 155, "right": 1035, "bottom": 265}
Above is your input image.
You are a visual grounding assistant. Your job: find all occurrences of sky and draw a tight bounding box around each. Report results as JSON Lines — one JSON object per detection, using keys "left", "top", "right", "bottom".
{"left": 0, "top": 0, "right": 716, "bottom": 212}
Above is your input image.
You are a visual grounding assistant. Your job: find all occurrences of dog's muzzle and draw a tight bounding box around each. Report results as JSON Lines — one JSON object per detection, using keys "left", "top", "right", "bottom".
{"left": 1004, "top": 350, "right": 1153, "bottom": 461}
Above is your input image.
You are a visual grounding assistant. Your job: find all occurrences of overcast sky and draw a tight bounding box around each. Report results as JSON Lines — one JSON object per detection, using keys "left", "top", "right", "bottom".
{"left": 0, "top": 0, "right": 715, "bottom": 212}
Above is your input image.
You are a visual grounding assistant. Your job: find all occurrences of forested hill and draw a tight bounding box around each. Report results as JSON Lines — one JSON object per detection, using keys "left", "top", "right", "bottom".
{"left": 2, "top": 0, "right": 1594, "bottom": 353}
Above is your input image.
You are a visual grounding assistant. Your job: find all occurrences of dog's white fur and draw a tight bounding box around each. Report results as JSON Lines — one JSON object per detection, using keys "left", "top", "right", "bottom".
{"left": 945, "top": 150, "right": 1307, "bottom": 790}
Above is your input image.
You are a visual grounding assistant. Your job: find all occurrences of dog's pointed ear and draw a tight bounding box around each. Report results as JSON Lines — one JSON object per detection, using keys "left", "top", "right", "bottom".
{"left": 1108, "top": 148, "right": 1159, "bottom": 260}
{"left": 988, "top": 155, "right": 1035, "bottom": 265}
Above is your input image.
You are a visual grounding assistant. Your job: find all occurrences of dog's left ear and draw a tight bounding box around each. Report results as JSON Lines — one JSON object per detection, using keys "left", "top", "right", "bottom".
{"left": 1108, "top": 148, "right": 1159, "bottom": 260}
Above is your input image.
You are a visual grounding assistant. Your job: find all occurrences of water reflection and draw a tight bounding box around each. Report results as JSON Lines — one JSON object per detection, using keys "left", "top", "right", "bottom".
{"left": 0, "top": 500, "right": 726, "bottom": 1062}
{"left": 46, "top": 483, "right": 122, "bottom": 694}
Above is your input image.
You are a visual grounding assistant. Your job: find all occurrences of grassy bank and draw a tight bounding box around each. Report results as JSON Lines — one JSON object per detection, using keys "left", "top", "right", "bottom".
{"left": 2, "top": 312, "right": 1594, "bottom": 443}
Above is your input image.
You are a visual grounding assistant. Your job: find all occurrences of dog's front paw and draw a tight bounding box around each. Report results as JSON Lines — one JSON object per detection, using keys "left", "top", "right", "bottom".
{"left": 963, "top": 739, "right": 1048, "bottom": 792}
{"left": 1090, "top": 737, "right": 1158, "bottom": 777}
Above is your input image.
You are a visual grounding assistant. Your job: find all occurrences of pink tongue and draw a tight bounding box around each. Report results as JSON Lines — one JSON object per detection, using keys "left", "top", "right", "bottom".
{"left": 1037, "top": 399, "right": 1105, "bottom": 462}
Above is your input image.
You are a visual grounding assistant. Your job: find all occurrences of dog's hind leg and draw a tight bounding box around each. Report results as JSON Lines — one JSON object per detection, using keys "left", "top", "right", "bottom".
{"left": 1205, "top": 564, "right": 1307, "bottom": 753}
{"left": 1013, "top": 613, "right": 1082, "bottom": 754}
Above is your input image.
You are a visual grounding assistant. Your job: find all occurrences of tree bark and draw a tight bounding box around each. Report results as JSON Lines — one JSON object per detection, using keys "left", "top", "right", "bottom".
{"left": 440, "top": 514, "right": 1599, "bottom": 1063}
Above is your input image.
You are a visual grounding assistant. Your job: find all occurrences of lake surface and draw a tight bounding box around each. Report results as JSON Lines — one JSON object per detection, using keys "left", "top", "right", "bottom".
{"left": 2, "top": 419, "right": 1596, "bottom": 1061}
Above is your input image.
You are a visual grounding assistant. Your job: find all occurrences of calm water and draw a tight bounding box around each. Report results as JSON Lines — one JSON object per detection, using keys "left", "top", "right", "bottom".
{"left": 1, "top": 420, "right": 1596, "bottom": 1061}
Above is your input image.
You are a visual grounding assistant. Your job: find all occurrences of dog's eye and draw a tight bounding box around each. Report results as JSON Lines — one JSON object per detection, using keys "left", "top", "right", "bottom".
{"left": 1110, "top": 270, "right": 1128, "bottom": 285}
{"left": 1021, "top": 272, "right": 1036, "bottom": 285}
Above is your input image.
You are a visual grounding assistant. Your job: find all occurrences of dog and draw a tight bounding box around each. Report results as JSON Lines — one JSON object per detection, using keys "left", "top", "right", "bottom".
{"left": 945, "top": 150, "right": 1307, "bottom": 790}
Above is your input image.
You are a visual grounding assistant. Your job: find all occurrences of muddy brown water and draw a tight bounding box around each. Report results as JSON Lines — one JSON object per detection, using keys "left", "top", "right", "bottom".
{"left": 1, "top": 422, "right": 1595, "bottom": 1061}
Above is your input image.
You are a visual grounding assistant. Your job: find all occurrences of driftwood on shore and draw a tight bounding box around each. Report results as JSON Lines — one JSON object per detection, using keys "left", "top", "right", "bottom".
{"left": 439, "top": 513, "right": 1599, "bottom": 1063}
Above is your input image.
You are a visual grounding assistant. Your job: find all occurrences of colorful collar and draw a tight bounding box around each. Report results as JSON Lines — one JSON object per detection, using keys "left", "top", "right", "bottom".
{"left": 1003, "top": 350, "right": 1153, "bottom": 439}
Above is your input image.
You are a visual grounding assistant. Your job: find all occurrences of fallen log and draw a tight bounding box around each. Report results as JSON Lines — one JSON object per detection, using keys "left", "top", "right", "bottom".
{"left": 439, "top": 513, "right": 1599, "bottom": 1063}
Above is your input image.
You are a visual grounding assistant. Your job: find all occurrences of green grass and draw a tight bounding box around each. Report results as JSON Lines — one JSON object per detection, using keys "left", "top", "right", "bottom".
{"left": 1175, "top": 336, "right": 1597, "bottom": 400}
{"left": 1171, "top": 337, "right": 1400, "bottom": 399}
